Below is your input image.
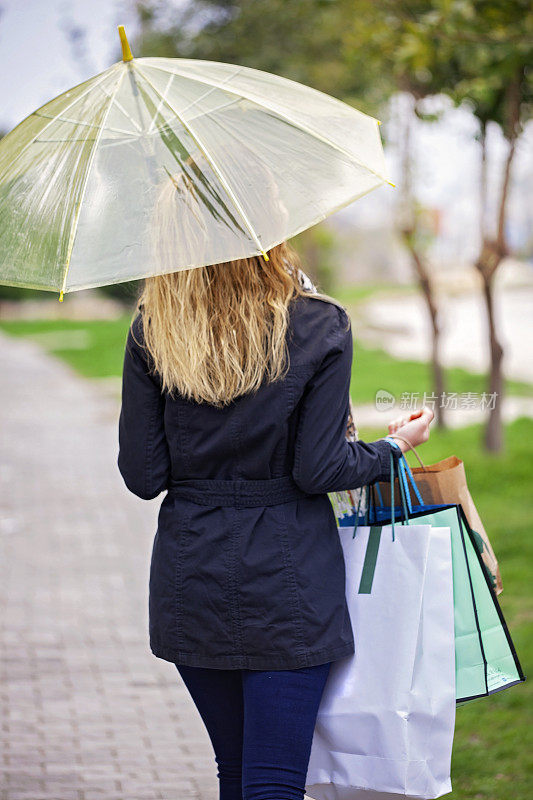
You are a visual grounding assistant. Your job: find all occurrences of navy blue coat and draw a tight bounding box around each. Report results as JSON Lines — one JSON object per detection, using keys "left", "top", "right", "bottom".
{"left": 118, "top": 292, "right": 400, "bottom": 670}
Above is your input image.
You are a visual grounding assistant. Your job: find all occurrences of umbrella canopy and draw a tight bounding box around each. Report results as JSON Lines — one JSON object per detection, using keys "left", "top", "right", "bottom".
{"left": 0, "top": 26, "right": 393, "bottom": 299}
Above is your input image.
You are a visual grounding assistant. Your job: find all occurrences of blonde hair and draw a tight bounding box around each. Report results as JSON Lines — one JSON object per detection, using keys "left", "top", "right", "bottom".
{"left": 134, "top": 164, "right": 337, "bottom": 407}
{"left": 138, "top": 243, "right": 339, "bottom": 406}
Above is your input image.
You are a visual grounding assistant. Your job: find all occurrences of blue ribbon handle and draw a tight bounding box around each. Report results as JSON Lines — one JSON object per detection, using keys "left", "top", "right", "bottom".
{"left": 399, "top": 453, "right": 424, "bottom": 506}
{"left": 390, "top": 450, "right": 396, "bottom": 540}
{"left": 397, "top": 454, "right": 410, "bottom": 526}
{"left": 397, "top": 458, "right": 412, "bottom": 514}
{"left": 383, "top": 436, "right": 425, "bottom": 510}
{"left": 353, "top": 447, "right": 415, "bottom": 542}
{"left": 391, "top": 448, "right": 410, "bottom": 540}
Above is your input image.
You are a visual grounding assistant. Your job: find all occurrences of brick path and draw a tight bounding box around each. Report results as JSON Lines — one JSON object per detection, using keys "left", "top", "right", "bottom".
{"left": 0, "top": 332, "right": 217, "bottom": 800}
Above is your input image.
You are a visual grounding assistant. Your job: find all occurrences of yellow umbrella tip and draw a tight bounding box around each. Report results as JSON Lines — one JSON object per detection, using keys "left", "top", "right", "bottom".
{"left": 118, "top": 25, "right": 133, "bottom": 62}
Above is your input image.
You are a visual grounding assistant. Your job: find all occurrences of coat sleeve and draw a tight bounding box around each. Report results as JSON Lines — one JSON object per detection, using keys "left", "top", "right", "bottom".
{"left": 117, "top": 315, "right": 171, "bottom": 500}
{"left": 291, "top": 309, "right": 401, "bottom": 495}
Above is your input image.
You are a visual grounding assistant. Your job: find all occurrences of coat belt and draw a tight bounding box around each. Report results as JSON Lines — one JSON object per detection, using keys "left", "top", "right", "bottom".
{"left": 166, "top": 475, "right": 311, "bottom": 507}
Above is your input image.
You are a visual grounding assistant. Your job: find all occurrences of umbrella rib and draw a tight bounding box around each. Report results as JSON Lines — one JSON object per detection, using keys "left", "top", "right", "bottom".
{"left": 147, "top": 67, "right": 244, "bottom": 136}
{"left": 112, "top": 95, "right": 143, "bottom": 133}
{"left": 135, "top": 64, "right": 269, "bottom": 260}
{"left": 147, "top": 97, "right": 242, "bottom": 137}
{"left": 146, "top": 73, "right": 175, "bottom": 135}
{"left": 60, "top": 68, "right": 127, "bottom": 298}
{"left": 142, "top": 64, "right": 392, "bottom": 186}
{"left": 155, "top": 67, "right": 246, "bottom": 136}
{"left": 0, "top": 69, "right": 116, "bottom": 187}
{"left": 179, "top": 96, "right": 243, "bottom": 127}
{"left": 33, "top": 110, "right": 135, "bottom": 138}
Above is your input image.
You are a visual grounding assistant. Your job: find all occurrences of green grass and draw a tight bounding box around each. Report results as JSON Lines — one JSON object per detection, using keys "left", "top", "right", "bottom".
{"left": 357, "top": 418, "right": 533, "bottom": 800}
{"left": 0, "top": 317, "right": 133, "bottom": 379}
{"left": 1, "top": 316, "right": 531, "bottom": 402}
{"left": 333, "top": 280, "right": 418, "bottom": 306}
{"left": 350, "top": 342, "right": 533, "bottom": 402}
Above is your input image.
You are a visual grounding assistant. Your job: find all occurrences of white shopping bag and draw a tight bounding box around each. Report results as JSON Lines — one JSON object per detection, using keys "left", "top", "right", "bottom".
{"left": 305, "top": 523, "right": 456, "bottom": 800}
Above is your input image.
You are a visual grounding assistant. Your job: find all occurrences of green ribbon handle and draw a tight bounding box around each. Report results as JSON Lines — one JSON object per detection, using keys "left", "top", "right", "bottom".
{"left": 358, "top": 525, "right": 383, "bottom": 594}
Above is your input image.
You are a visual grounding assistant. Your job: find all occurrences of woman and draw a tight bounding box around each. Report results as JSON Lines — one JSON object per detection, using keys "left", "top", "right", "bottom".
{"left": 117, "top": 240, "right": 433, "bottom": 800}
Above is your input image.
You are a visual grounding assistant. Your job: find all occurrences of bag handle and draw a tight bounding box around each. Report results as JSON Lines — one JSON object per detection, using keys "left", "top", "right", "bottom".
{"left": 399, "top": 452, "right": 425, "bottom": 507}
{"left": 388, "top": 434, "right": 427, "bottom": 470}
{"left": 382, "top": 435, "right": 425, "bottom": 511}
{"left": 386, "top": 433, "right": 427, "bottom": 508}
{"left": 389, "top": 449, "right": 410, "bottom": 540}
{"left": 396, "top": 453, "right": 410, "bottom": 533}
{"left": 367, "top": 450, "right": 409, "bottom": 541}
{"left": 353, "top": 448, "right": 414, "bottom": 542}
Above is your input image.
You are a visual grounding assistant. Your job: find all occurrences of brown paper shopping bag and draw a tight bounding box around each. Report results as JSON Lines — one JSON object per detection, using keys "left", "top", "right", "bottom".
{"left": 378, "top": 452, "right": 503, "bottom": 595}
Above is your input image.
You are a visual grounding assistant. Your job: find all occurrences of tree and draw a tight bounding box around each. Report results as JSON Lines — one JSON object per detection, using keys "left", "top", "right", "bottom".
{"left": 396, "top": 95, "right": 448, "bottom": 426}
{"left": 440, "top": 0, "right": 532, "bottom": 452}
{"left": 339, "top": 0, "right": 532, "bottom": 446}
{"left": 337, "top": 0, "right": 455, "bottom": 426}
{"left": 374, "top": 0, "right": 532, "bottom": 451}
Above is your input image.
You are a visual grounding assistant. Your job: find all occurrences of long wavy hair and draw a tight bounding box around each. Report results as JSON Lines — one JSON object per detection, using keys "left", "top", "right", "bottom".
{"left": 134, "top": 162, "right": 336, "bottom": 407}
{"left": 138, "top": 242, "right": 336, "bottom": 406}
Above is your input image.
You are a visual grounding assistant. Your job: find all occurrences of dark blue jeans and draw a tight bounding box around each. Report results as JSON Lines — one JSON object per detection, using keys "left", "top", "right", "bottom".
{"left": 175, "top": 661, "right": 331, "bottom": 800}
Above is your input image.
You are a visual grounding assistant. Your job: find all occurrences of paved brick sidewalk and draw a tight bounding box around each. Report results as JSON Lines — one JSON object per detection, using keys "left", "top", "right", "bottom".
{"left": 0, "top": 332, "right": 217, "bottom": 800}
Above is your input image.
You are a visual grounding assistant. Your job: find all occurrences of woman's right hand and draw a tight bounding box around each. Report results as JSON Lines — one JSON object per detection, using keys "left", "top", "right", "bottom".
{"left": 387, "top": 406, "right": 435, "bottom": 451}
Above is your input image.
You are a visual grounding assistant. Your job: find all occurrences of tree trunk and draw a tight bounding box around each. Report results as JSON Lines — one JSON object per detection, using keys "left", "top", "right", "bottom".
{"left": 401, "top": 231, "right": 446, "bottom": 426}
{"left": 479, "top": 269, "right": 504, "bottom": 451}
{"left": 479, "top": 121, "right": 488, "bottom": 243}
{"left": 398, "top": 95, "right": 446, "bottom": 426}
{"left": 475, "top": 92, "right": 519, "bottom": 452}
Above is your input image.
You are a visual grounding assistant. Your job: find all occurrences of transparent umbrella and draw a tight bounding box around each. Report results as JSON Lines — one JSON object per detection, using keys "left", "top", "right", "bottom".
{"left": 0, "top": 26, "right": 394, "bottom": 300}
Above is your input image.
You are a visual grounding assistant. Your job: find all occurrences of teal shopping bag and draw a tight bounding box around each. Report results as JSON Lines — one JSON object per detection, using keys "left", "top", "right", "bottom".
{"left": 339, "top": 451, "right": 525, "bottom": 704}
{"left": 407, "top": 503, "right": 524, "bottom": 703}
